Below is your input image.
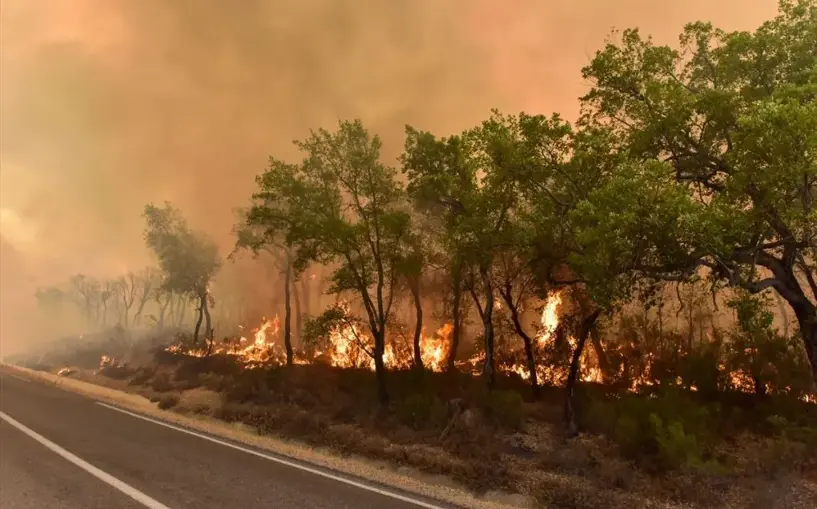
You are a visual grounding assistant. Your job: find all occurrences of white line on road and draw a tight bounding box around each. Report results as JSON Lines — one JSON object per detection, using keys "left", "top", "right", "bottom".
{"left": 0, "top": 411, "right": 172, "bottom": 509}
{"left": 98, "top": 402, "right": 449, "bottom": 509}
{"left": 2, "top": 372, "right": 31, "bottom": 383}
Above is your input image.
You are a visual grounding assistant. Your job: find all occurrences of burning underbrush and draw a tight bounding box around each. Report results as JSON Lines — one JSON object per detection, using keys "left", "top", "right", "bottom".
{"left": 158, "top": 291, "right": 815, "bottom": 404}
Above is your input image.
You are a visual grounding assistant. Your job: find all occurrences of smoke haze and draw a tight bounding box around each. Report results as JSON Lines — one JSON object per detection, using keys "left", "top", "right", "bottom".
{"left": 0, "top": 0, "right": 779, "bottom": 355}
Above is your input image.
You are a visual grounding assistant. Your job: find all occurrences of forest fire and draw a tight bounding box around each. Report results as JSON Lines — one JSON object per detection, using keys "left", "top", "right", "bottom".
{"left": 159, "top": 291, "right": 814, "bottom": 405}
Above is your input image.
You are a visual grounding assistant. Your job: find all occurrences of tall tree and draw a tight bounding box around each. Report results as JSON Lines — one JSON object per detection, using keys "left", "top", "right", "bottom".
{"left": 579, "top": 0, "right": 817, "bottom": 379}
{"left": 115, "top": 272, "right": 139, "bottom": 328}
{"left": 248, "top": 120, "right": 410, "bottom": 403}
{"left": 133, "top": 267, "right": 160, "bottom": 327}
{"left": 143, "top": 203, "right": 221, "bottom": 346}
{"left": 401, "top": 127, "right": 476, "bottom": 374}
{"left": 233, "top": 215, "right": 296, "bottom": 366}
{"left": 99, "top": 280, "right": 116, "bottom": 328}
{"left": 403, "top": 113, "right": 530, "bottom": 387}
{"left": 68, "top": 274, "right": 99, "bottom": 328}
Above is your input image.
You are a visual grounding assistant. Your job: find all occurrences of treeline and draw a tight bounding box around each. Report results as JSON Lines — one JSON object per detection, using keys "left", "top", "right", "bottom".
{"left": 35, "top": 269, "right": 200, "bottom": 333}
{"left": 238, "top": 1, "right": 816, "bottom": 407}
{"left": 37, "top": 2, "right": 817, "bottom": 424}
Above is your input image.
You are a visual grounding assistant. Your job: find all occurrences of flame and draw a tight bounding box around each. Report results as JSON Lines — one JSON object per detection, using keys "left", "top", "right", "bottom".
{"left": 157, "top": 291, "right": 815, "bottom": 405}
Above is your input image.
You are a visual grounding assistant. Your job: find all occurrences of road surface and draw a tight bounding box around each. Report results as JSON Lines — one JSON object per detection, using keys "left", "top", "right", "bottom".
{"left": 0, "top": 368, "right": 452, "bottom": 508}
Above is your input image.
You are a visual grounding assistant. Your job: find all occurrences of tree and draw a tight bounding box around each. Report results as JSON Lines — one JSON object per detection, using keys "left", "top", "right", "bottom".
{"left": 151, "top": 285, "right": 172, "bottom": 331}
{"left": 133, "top": 267, "right": 161, "bottom": 327}
{"left": 402, "top": 128, "right": 477, "bottom": 372}
{"left": 99, "top": 280, "right": 116, "bottom": 327}
{"left": 233, "top": 214, "right": 296, "bottom": 366}
{"left": 115, "top": 272, "right": 139, "bottom": 328}
{"left": 35, "top": 286, "right": 66, "bottom": 316}
{"left": 402, "top": 118, "right": 524, "bottom": 386}
{"left": 143, "top": 203, "right": 221, "bottom": 346}
{"left": 395, "top": 230, "right": 426, "bottom": 371}
{"left": 68, "top": 274, "right": 100, "bottom": 328}
{"left": 248, "top": 120, "right": 410, "bottom": 403}
{"left": 579, "top": 0, "right": 817, "bottom": 380}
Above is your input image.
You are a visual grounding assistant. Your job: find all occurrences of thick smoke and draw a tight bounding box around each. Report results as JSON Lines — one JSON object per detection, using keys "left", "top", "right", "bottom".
{"left": 0, "top": 0, "right": 778, "bottom": 355}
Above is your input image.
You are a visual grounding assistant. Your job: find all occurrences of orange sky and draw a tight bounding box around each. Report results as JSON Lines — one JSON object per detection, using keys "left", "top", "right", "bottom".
{"left": 0, "top": 0, "right": 780, "bottom": 352}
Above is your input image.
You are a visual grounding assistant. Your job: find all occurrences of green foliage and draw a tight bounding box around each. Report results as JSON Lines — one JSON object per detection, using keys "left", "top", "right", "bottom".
{"left": 249, "top": 121, "right": 411, "bottom": 399}
{"left": 481, "top": 389, "right": 525, "bottom": 430}
{"left": 143, "top": 202, "right": 221, "bottom": 299}
{"left": 725, "top": 292, "right": 813, "bottom": 396}
{"left": 577, "top": 0, "right": 817, "bottom": 374}
{"left": 587, "top": 389, "right": 718, "bottom": 470}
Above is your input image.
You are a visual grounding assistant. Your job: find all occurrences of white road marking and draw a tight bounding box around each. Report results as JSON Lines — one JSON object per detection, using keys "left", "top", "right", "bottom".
{"left": 98, "top": 402, "right": 448, "bottom": 509}
{"left": 2, "top": 372, "right": 31, "bottom": 383}
{"left": 0, "top": 411, "right": 172, "bottom": 509}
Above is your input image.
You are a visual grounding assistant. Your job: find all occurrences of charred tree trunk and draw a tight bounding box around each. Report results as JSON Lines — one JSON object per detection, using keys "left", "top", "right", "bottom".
{"left": 373, "top": 328, "right": 389, "bottom": 405}
{"left": 565, "top": 309, "right": 601, "bottom": 437}
{"left": 409, "top": 277, "right": 424, "bottom": 371}
{"left": 446, "top": 263, "right": 463, "bottom": 372}
{"left": 479, "top": 265, "right": 496, "bottom": 388}
{"left": 500, "top": 285, "right": 539, "bottom": 398}
{"left": 158, "top": 295, "right": 170, "bottom": 331}
{"left": 797, "top": 307, "right": 817, "bottom": 380}
{"left": 283, "top": 258, "right": 294, "bottom": 366}
{"left": 589, "top": 324, "right": 612, "bottom": 383}
{"left": 176, "top": 295, "right": 186, "bottom": 328}
{"left": 203, "top": 295, "right": 214, "bottom": 356}
{"left": 193, "top": 294, "right": 204, "bottom": 345}
{"left": 292, "top": 273, "right": 303, "bottom": 346}
{"left": 134, "top": 298, "right": 148, "bottom": 327}
{"left": 753, "top": 375, "right": 767, "bottom": 397}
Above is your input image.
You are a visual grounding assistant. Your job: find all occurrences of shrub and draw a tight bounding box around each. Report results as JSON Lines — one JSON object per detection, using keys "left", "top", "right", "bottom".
{"left": 128, "top": 367, "right": 155, "bottom": 386}
{"left": 151, "top": 373, "right": 175, "bottom": 392}
{"left": 394, "top": 392, "right": 440, "bottom": 429}
{"left": 481, "top": 390, "right": 525, "bottom": 430}
{"left": 158, "top": 394, "right": 179, "bottom": 410}
{"left": 585, "top": 389, "right": 718, "bottom": 470}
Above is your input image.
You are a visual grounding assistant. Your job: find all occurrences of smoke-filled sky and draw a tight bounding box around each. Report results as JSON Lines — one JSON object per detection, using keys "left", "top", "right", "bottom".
{"left": 0, "top": 0, "right": 779, "bottom": 351}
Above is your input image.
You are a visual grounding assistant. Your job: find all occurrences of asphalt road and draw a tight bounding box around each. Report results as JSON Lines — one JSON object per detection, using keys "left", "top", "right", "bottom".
{"left": 0, "top": 369, "right": 452, "bottom": 509}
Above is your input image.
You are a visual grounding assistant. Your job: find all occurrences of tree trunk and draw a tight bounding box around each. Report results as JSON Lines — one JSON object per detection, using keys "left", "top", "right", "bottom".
{"left": 203, "top": 295, "right": 214, "bottom": 356}
{"left": 193, "top": 294, "right": 204, "bottom": 345}
{"left": 753, "top": 375, "right": 767, "bottom": 397}
{"left": 167, "top": 294, "right": 176, "bottom": 329}
{"left": 373, "top": 328, "right": 389, "bottom": 405}
{"left": 176, "top": 295, "right": 187, "bottom": 328}
{"left": 283, "top": 259, "right": 294, "bottom": 366}
{"left": 502, "top": 287, "right": 539, "bottom": 398}
{"left": 479, "top": 264, "right": 496, "bottom": 389}
{"left": 589, "top": 324, "right": 612, "bottom": 383}
{"left": 292, "top": 273, "right": 303, "bottom": 346}
{"left": 565, "top": 309, "right": 601, "bottom": 437}
{"left": 762, "top": 270, "right": 817, "bottom": 382}
{"left": 446, "top": 263, "right": 463, "bottom": 372}
{"left": 796, "top": 307, "right": 817, "bottom": 381}
{"left": 301, "top": 277, "right": 310, "bottom": 321}
{"left": 409, "top": 277, "right": 424, "bottom": 371}
{"left": 158, "top": 296, "right": 170, "bottom": 331}
{"left": 134, "top": 298, "right": 148, "bottom": 327}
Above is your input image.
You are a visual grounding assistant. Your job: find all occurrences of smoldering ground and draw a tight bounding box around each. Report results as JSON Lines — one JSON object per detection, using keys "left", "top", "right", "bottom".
{"left": 0, "top": 0, "right": 778, "bottom": 355}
